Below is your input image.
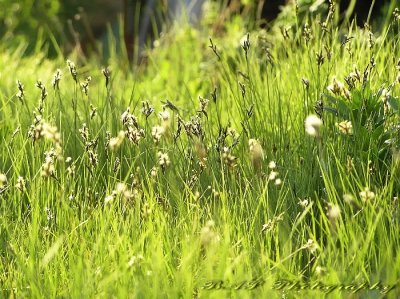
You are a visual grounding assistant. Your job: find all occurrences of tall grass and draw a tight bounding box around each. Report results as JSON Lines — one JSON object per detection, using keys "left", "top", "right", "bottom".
{"left": 0, "top": 2, "right": 399, "bottom": 298}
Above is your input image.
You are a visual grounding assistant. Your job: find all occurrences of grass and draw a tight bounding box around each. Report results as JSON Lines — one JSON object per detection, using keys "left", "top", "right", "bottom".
{"left": 0, "top": 2, "right": 400, "bottom": 298}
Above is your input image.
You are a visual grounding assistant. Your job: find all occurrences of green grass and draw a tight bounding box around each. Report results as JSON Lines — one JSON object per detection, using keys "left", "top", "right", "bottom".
{"left": 0, "top": 2, "right": 400, "bottom": 298}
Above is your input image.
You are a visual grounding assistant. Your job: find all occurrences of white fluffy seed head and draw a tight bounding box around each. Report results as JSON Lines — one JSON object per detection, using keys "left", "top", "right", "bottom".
{"left": 0, "top": 173, "right": 7, "bottom": 189}
{"left": 305, "top": 115, "right": 323, "bottom": 137}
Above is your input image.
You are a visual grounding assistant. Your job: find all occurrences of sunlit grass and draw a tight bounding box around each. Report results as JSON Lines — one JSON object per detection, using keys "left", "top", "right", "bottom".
{"left": 0, "top": 2, "right": 400, "bottom": 298}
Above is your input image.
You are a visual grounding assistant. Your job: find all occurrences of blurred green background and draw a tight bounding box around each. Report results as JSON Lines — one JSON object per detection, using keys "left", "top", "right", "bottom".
{"left": 0, "top": 0, "right": 395, "bottom": 59}
{"left": 0, "top": 0, "right": 124, "bottom": 56}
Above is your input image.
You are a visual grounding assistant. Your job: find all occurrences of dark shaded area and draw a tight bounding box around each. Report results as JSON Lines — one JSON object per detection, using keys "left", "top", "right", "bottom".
{"left": 338, "top": 0, "right": 389, "bottom": 26}
{"left": 259, "top": 0, "right": 287, "bottom": 23}
{"left": 257, "top": 0, "right": 390, "bottom": 25}
{"left": 122, "top": 0, "right": 168, "bottom": 61}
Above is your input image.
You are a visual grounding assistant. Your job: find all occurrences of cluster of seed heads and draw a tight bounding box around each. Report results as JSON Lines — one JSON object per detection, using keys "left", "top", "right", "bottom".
{"left": 262, "top": 212, "right": 284, "bottom": 233}
{"left": 121, "top": 107, "right": 145, "bottom": 145}
{"left": 41, "top": 148, "right": 61, "bottom": 178}
{"left": 28, "top": 121, "right": 62, "bottom": 150}
{"left": 221, "top": 146, "right": 237, "bottom": 169}
{"left": 105, "top": 182, "right": 136, "bottom": 204}
{"left": 327, "top": 77, "right": 351, "bottom": 100}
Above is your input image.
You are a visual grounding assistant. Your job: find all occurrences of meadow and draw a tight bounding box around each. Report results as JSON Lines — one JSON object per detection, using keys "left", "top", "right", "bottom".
{"left": 0, "top": 2, "right": 400, "bottom": 298}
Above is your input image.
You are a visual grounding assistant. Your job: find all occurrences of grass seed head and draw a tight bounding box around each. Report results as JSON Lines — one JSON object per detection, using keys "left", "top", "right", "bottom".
{"left": 27, "top": 120, "right": 61, "bottom": 146}
{"left": 303, "top": 239, "right": 319, "bottom": 253}
{"left": 327, "top": 203, "right": 341, "bottom": 221}
{"left": 159, "top": 109, "right": 170, "bottom": 122}
{"left": 305, "top": 115, "right": 323, "bottom": 137}
{"left": 0, "top": 173, "right": 7, "bottom": 189}
{"left": 127, "top": 255, "right": 143, "bottom": 268}
{"left": 35, "top": 80, "right": 48, "bottom": 102}
{"left": 157, "top": 151, "right": 170, "bottom": 172}
{"left": 249, "top": 139, "right": 264, "bottom": 171}
{"left": 199, "top": 96, "right": 209, "bottom": 113}
{"left": 67, "top": 59, "right": 77, "bottom": 82}
{"left": 52, "top": 69, "right": 62, "bottom": 90}
{"left": 102, "top": 67, "right": 111, "bottom": 88}
{"left": 79, "top": 123, "right": 89, "bottom": 143}
{"left": 80, "top": 76, "right": 92, "bottom": 96}
{"left": 121, "top": 107, "right": 138, "bottom": 128}
{"left": 126, "top": 127, "right": 144, "bottom": 145}
{"left": 88, "top": 150, "right": 98, "bottom": 168}
{"left": 302, "top": 78, "right": 310, "bottom": 89}
{"left": 113, "top": 157, "right": 121, "bottom": 173}
{"left": 109, "top": 131, "right": 125, "bottom": 151}
{"left": 200, "top": 220, "right": 219, "bottom": 248}
{"left": 262, "top": 213, "right": 284, "bottom": 233}
{"left": 222, "top": 147, "right": 237, "bottom": 169}
{"left": 299, "top": 198, "right": 310, "bottom": 208}
{"left": 359, "top": 187, "right": 375, "bottom": 203}
{"left": 268, "top": 161, "right": 276, "bottom": 169}
{"left": 350, "top": 64, "right": 361, "bottom": 82}
{"left": 41, "top": 155, "right": 55, "bottom": 178}
{"left": 43, "top": 122, "right": 62, "bottom": 145}
{"left": 347, "top": 156, "right": 354, "bottom": 172}
{"left": 115, "top": 182, "right": 134, "bottom": 200}
{"left": 141, "top": 101, "right": 154, "bottom": 119}
{"left": 159, "top": 109, "right": 171, "bottom": 132}
{"left": 16, "top": 80, "right": 25, "bottom": 102}
{"left": 335, "top": 120, "right": 353, "bottom": 135}
{"left": 394, "top": 8, "right": 400, "bottom": 21}
{"left": 327, "top": 77, "right": 350, "bottom": 100}
{"left": 152, "top": 126, "right": 165, "bottom": 144}
{"left": 66, "top": 164, "right": 75, "bottom": 177}
{"left": 150, "top": 167, "right": 158, "bottom": 177}
{"left": 268, "top": 171, "right": 278, "bottom": 181}
{"left": 90, "top": 104, "right": 97, "bottom": 119}
{"left": 15, "top": 176, "right": 26, "bottom": 192}
{"left": 105, "top": 194, "right": 115, "bottom": 204}
{"left": 343, "top": 194, "right": 354, "bottom": 204}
